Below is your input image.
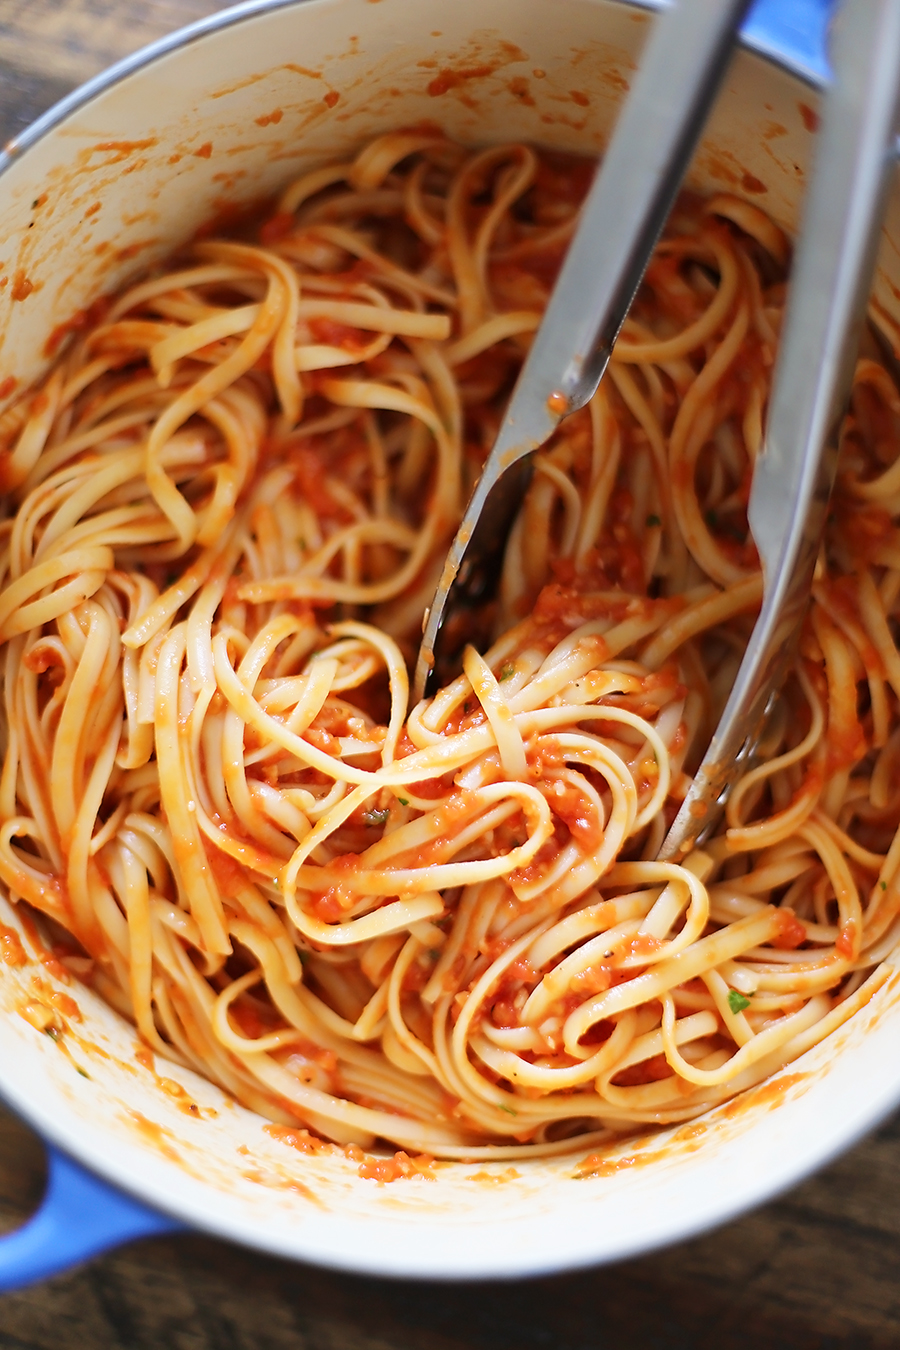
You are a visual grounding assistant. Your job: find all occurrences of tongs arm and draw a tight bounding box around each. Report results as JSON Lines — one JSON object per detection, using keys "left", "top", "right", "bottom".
{"left": 660, "top": 0, "right": 900, "bottom": 860}
{"left": 413, "top": 0, "right": 752, "bottom": 703}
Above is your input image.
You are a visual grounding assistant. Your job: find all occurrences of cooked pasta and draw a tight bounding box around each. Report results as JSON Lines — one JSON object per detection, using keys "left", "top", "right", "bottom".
{"left": 0, "top": 131, "right": 898, "bottom": 1159}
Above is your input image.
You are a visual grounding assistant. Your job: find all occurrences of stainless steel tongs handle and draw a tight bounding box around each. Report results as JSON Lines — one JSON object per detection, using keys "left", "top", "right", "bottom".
{"left": 413, "top": 0, "right": 752, "bottom": 703}
{"left": 660, "top": 0, "right": 900, "bottom": 860}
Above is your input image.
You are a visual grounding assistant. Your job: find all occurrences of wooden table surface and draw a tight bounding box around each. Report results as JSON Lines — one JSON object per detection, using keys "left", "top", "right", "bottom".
{"left": 2, "top": 2, "right": 900, "bottom": 1346}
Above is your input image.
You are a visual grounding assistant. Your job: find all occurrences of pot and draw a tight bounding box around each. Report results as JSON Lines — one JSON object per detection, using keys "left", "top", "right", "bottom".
{"left": 1, "top": 0, "right": 898, "bottom": 1292}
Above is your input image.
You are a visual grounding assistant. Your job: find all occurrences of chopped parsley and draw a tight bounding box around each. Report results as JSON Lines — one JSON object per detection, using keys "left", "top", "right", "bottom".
{"left": 362, "top": 808, "right": 389, "bottom": 827}
{"left": 398, "top": 797, "right": 409, "bottom": 807}
{"left": 881, "top": 880, "right": 888, "bottom": 891}
{"left": 499, "top": 662, "right": 515, "bottom": 682}
{"left": 498, "top": 1103, "right": 517, "bottom": 1116}
{"left": 646, "top": 513, "right": 661, "bottom": 527}
{"left": 727, "top": 989, "right": 751, "bottom": 1015}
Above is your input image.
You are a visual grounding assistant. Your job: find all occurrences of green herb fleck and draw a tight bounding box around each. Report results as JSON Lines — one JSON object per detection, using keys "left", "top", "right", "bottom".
{"left": 499, "top": 662, "right": 515, "bottom": 682}
{"left": 362, "top": 808, "right": 390, "bottom": 827}
{"left": 727, "top": 989, "right": 751, "bottom": 1015}
{"left": 428, "top": 949, "right": 441, "bottom": 961}
{"left": 881, "top": 880, "right": 888, "bottom": 891}
{"left": 398, "top": 798, "right": 409, "bottom": 807}
{"left": 705, "top": 509, "right": 719, "bottom": 529}
{"left": 498, "top": 1103, "right": 517, "bottom": 1116}
{"left": 76, "top": 1066, "right": 91, "bottom": 1079}
{"left": 44, "top": 1026, "right": 60, "bottom": 1041}
{"left": 646, "top": 513, "right": 661, "bottom": 527}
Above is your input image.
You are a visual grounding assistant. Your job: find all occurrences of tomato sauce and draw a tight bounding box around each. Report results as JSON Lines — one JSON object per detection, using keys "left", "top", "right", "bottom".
{"left": 771, "top": 908, "right": 807, "bottom": 950}
{"left": 0, "top": 924, "right": 26, "bottom": 967}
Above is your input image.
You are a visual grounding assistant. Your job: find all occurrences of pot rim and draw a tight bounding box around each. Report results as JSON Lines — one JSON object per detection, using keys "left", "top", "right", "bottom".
{"left": 0, "top": 0, "right": 825, "bottom": 186}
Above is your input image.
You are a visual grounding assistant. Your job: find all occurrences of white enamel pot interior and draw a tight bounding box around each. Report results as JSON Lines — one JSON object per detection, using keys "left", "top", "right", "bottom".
{"left": 1, "top": 0, "right": 900, "bottom": 1282}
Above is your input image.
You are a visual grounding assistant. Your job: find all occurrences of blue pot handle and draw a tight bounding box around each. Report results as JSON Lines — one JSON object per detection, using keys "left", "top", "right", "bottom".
{"left": 0, "top": 1146, "right": 181, "bottom": 1293}
{"left": 745, "top": 0, "right": 833, "bottom": 82}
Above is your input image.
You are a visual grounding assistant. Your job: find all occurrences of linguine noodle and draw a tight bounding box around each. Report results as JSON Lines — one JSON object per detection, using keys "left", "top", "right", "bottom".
{"left": 1, "top": 132, "right": 899, "bottom": 1159}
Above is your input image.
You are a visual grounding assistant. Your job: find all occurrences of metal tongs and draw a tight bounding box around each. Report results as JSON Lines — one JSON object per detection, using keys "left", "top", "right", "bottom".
{"left": 413, "top": 0, "right": 900, "bottom": 861}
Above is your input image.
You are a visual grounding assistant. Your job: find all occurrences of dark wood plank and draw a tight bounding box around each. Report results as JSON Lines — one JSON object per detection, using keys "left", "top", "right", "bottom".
{"left": 0, "top": 0, "right": 233, "bottom": 146}
{"left": 0, "top": 0, "right": 233, "bottom": 89}
{"left": 0, "top": 62, "right": 75, "bottom": 145}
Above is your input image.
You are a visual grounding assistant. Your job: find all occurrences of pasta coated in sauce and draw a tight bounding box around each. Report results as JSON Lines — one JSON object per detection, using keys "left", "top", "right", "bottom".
{"left": 0, "top": 132, "right": 897, "bottom": 1158}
